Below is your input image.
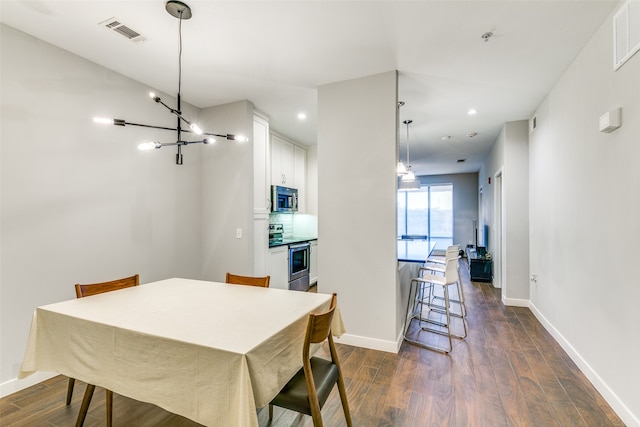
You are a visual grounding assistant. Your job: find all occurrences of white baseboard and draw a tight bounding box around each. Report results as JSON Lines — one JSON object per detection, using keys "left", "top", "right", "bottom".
{"left": 333, "top": 333, "right": 399, "bottom": 353}
{"left": 0, "top": 371, "right": 57, "bottom": 398}
{"left": 529, "top": 302, "right": 639, "bottom": 427}
{"left": 502, "top": 296, "right": 529, "bottom": 307}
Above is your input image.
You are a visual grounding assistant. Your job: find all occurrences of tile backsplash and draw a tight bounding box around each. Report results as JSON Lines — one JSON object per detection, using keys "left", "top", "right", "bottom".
{"left": 269, "top": 214, "right": 317, "bottom": 239}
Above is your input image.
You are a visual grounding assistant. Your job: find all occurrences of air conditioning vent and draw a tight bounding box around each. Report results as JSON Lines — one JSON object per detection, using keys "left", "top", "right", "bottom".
{"left": 98, "top": 18, "right": 146, "bottom": 43}
{"left": 613, "top": 0, "right": 640, "bottom": 70}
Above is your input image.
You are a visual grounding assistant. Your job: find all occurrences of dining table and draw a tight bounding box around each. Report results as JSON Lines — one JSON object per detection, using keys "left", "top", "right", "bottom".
{"left": 18, "top": 278, "right": 344, "bottom": 427}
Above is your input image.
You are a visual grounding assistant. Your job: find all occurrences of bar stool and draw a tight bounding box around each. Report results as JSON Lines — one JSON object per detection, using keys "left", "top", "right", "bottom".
{"left": 404, "top": 257, "right": 466, "bottom": 353}
{"left": 420, "top": 246, "right": 466, "bottom": 318}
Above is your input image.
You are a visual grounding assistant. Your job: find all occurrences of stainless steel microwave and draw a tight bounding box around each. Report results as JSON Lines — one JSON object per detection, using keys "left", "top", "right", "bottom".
{"left": 271, "top": 185, "right": 298, "bottom": 213}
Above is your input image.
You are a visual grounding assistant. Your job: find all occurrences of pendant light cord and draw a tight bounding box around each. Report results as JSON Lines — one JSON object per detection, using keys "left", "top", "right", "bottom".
{"left": 177, "top": 10, "right": 183, "bottom": 104}
{"left": 405, "top": 120, "right": 411, "bottom": 165}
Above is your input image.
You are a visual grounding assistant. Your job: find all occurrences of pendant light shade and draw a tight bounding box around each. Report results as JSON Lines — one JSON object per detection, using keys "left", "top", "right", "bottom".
{"left": 398, "top": 177, "right": 421, "bottom": 191}
{"left": 397, "top": 160, "right": 408, "bottom": 175}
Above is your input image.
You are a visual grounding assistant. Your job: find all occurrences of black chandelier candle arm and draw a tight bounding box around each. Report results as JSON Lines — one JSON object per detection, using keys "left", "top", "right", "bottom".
{"left": 115, "top": 119, "right": 180, "bottom": 133}
{"left": 151, "top": 94, "right": 198, "bottom": 131}
{"left": 114, "top": 119, "right": 234, "bottom": 140}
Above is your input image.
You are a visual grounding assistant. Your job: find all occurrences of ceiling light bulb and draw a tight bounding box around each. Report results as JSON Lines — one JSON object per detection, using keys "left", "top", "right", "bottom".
{"left": 190, "top": 123, "right": 203, "bottom": 135}
{"left": 203, "top": 138, "right": 216, "bottom": 145}
{"left": 93, "top": 117, "right": 113, "bottom": 125}
{"left": 297, "top": 112, "right": 307, "bottom": 120}
{"left": 468, "top": 109, "right": 478, "bottom": 115}
{"left": 441, "top": 135, "right": 451, "bottom": 141}
{"left": 227, "top": 134, "right": 248, "bottom": 142}
{"left": 138, "top": 141, "right": 161, "bottom": 151}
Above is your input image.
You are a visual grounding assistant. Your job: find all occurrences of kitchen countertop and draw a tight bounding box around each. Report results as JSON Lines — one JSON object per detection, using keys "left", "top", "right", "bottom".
{"left": 397, "top": 240, "right": 436, "bottom": 263}
{"left": 269, "top": 237, "right": 317, "bottom": 248}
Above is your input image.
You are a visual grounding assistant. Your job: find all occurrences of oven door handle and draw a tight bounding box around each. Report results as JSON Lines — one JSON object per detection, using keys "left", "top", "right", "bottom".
{"left": 289, "top": 242, "right": 310, "bottom": 250}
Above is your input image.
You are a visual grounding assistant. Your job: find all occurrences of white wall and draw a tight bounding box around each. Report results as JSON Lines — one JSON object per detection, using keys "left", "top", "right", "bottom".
{"left": 198, "top": 101, "right": 255, "bottom": 281}
{"left": 417, "top": 173, "right": 479, "bottom": 248}
{"left": 0, "top": 25, "right": 202, "bottom": 390}
{"left": 479, "top": 120, "right": 530, "bottom": 302}
{"left": 317, "top": 71, "right": 399, "bottom": 351}
{"left": 528, "top": 5, "right": 640, "bottom": 425}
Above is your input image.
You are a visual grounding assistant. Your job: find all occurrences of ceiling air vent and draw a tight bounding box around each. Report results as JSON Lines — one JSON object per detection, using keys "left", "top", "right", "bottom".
{"left": 99, "top": 18, "right": 146, "bottom": 43}
{"left": 613, "top": 0, "right": 640, "bottom": 70}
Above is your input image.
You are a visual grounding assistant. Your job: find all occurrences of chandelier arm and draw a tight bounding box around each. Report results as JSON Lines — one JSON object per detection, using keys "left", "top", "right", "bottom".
{"left": 122, "top": 121, "right": 180, "bottom": 132}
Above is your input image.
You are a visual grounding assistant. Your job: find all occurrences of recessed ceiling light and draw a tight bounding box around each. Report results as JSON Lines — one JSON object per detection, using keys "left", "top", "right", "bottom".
{"left": 466, "top": 132, "right": 478, "bottom": 138}
{"left": 441, "top": 135, "right": 451, "bottom": 141}
{"left": 468, "top": 109, "right": 478, "bottom": 115}
{"left": 297, "top": 112, "right": 307, "bottom": 120}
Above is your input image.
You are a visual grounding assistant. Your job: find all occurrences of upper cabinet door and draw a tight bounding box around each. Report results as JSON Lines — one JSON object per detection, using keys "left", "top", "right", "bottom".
{"left": 270, "top": 134, "right": 294, "bottom": 186}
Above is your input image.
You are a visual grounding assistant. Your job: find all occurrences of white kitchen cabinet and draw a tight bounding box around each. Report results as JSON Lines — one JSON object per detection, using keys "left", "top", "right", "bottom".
{"left": 270, "top": 134, "right": 306, "bottom": 212}
{"left": 309, "top": 240, "right": 318, "bottom": 285}
{"left": 293, "top": 144, "right": 306, "bottom": 213}
{"left": 271, "top": 134, "right": 294, "bottom": 186}
{"left": 268, "top": 246, "right": 289, "bottom": 290}
{"left": 253, "top": 115, "right": 271, "bottom": 214}
{"left": 253, "top": 114, "right": 270, "bottom": 277}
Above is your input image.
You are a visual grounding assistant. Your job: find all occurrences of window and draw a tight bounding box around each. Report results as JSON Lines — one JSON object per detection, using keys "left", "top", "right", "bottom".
{"left": 398, "top": 184, "right": 453, "bottom": 250}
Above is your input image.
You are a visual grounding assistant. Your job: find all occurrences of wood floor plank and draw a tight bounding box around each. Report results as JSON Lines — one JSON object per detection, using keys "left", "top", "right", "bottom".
{"left": 1, "top": 259, "right": 625, "bottom": 427}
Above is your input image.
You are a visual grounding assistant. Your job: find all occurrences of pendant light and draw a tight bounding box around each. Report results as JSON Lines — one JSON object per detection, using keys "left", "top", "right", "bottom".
{"left": 93, "top": 1, "right": 247, "bottom": 165}
{"left": 397, "top": 102, "right": 408, "bottom": 176}
{"left": 399, "top": 119, "right": 420, "bottom": 191}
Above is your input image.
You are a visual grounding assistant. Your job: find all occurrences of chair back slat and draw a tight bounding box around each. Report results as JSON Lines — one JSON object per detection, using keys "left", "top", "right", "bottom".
{"left": 225, "top": 273, "right": 270, "bottom": 288}
{"left": 306, "top": 294, "right": 337, "bottom": 344}
{"left": 75, "top": 274, "right": 139, "bottom": 298}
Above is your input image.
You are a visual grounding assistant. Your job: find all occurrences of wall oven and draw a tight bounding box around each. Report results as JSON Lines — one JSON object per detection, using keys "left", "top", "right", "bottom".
{"left": 289, "top": 242, "right": 310, "bottom": 291}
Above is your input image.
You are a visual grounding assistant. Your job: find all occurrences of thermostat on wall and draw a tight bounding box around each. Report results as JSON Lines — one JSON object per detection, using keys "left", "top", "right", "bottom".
{"left": 599, "top": 108, "right": 621, "bottom": 133}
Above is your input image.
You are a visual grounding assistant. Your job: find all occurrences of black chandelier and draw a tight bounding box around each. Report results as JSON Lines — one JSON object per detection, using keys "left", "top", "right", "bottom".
{"left": 94, "top": 0, "right": 247, "bottom": 165}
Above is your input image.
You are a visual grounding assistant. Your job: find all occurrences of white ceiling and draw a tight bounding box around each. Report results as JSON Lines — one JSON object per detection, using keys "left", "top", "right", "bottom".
{"left": 0, "top": 0, "right": 619, "bottom": 175}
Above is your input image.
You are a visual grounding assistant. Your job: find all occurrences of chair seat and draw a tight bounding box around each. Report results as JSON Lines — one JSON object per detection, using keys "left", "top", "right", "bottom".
{"left": 270, "top": 357, "right": 340, "bottom": 415}
{"left": 413, "top": 273, "right": 446, "bottom": 286}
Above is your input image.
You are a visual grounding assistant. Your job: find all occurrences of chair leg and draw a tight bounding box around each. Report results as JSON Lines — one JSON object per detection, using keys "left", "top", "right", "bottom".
{"left": 336, "top": 373, "right": 353, "bottom": 427}
{"left": 269, "top": 404, "right": 273, "bottom": 420}
{"left": 106, "top": 389, "right": 113, "bottom": 427}
{"left": 66, "top": 377, "right": 75, "bottom": 405}
{"left": 75, "top": 384, "right": 96, "bottom": 427}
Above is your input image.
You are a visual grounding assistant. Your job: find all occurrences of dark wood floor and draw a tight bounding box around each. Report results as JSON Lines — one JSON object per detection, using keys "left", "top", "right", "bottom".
{"left": 1, "top": 260, "right": 624, "bottom": 426}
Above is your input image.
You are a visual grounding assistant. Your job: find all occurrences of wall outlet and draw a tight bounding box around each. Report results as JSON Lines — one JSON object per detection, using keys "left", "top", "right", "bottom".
{"left": 236, "top": 228, "right": 242, "bottom": 239}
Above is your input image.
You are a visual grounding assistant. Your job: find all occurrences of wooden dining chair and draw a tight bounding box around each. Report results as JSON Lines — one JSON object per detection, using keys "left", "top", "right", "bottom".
{"left": 67, "top": 274, "right": 139, "bottom": 427}
{"left": 225, "top": 272, "right": 270, "bottom": 288}
{"left": 269, "top": 293, "right": 352, "bottom": 427}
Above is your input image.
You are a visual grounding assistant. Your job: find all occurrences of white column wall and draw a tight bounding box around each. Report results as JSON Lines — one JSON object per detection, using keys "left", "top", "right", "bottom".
{"left": 317, "top": 71, "right": 399, "bottom": 351}
{"left": 479, "top": 120, "right": 530, "bottom": 303}
{"left": 198, "top": 101, "right": 255, "bottom": 282}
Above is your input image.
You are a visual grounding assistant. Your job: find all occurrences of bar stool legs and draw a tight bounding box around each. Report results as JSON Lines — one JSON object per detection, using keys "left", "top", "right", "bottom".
{"left": 403, "top": 257, "right": 467, "bottom": 353}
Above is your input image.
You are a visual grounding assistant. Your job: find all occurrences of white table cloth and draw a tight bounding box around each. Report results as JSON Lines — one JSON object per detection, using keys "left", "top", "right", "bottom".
{"left": 19, "top": 278, "right": 344, "bottom": 427}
